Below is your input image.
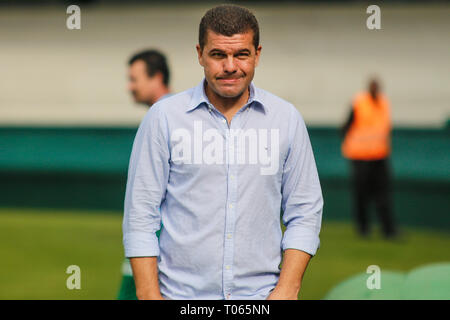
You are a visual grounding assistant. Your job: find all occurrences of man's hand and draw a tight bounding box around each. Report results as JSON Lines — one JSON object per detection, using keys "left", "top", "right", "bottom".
{"left": 136, "top": 291, "right": 165, "bottom": 300}
{"left": 266, "top": 249, "right": 312, "bottom": 300}
{"left": 266, "top": 286, "right": 299, "bottom": 300}
{"left": 130, "top": 257, "right": 164, "bottom": 300}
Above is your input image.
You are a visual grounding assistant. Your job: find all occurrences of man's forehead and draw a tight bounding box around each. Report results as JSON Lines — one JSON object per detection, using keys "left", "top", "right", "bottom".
{"left": 129, "top": 60, "right": 147, "bottom": 75}
{"left": 204, "top": 30, "right": 254, "bottom": 51}
{"left": 130, "top": 59, "right": 146, "bottom": 69}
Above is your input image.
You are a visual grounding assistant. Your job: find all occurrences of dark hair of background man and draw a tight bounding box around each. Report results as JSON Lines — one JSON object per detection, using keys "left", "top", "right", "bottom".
{"left": 128, "top": 49, "right": 170, "bottom": 86}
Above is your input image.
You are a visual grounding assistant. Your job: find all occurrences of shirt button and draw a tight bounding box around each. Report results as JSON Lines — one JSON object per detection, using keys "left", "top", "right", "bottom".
{"left": 229, "top": 204, "right": 233, "bottom": 209}
{"left": 225, "top": 265, "right": 231, "bottom": 270}
{"left": 227, "top": 233, "right": 232, "bottom": 239}
{"left": 230, "top": 175, "right": 234, "bottom": 180}
{"left": 222, "top": 119, "right": 226, "bottom": 123}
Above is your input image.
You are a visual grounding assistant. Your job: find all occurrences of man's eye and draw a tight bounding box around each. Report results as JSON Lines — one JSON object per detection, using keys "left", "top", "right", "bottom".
{"left": 212, "top": 53, "right": 224, "bottom": 57}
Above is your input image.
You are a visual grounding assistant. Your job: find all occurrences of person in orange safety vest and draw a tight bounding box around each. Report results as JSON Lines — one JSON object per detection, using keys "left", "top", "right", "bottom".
{"left": 341, "top": 78, "right": 398, "bottom": 239}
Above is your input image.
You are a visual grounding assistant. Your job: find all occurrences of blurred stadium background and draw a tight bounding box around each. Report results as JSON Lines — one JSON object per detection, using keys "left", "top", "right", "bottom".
{"left": 0, "top": 0, "right": 449, "bottom": 299}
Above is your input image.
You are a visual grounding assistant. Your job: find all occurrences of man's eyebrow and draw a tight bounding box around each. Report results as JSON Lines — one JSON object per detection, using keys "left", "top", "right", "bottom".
{"left": 208, "top": 48, "right": 252, "bottom": 54}
{"left": 209, "top": 48, "right": 225, "bottom": 54}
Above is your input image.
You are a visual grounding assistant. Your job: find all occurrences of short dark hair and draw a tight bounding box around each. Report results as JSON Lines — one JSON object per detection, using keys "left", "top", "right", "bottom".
{"left": 199, "top": 5, "right": 260, "bottom": 50}
{"left": 128, "top": 49, "right": 170, "bottom": 86}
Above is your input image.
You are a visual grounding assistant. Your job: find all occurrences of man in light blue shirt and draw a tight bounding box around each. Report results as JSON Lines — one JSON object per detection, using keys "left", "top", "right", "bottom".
{"left": 123, "top": 4, "right": 323, "bottom": 300}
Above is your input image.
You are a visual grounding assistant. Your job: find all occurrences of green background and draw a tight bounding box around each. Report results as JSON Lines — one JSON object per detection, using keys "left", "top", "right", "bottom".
{"left": 1, "top": 126, "right": 448, "bottom": 229}
{"left": 0, "top": 125, "right": 448, "bottom": 299}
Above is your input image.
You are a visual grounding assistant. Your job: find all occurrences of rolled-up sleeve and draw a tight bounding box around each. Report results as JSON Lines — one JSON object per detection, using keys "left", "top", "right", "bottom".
{"left": 281, "top": 107, "right": 323, "bottom": 256}
{"left": 122, "top": 104, "right": 170, "bottom": 258}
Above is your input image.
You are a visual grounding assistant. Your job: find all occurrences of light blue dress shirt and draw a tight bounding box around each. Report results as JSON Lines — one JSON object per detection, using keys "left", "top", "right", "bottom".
{"left": 123, "top": 79, "right": 323, "bottom": 300}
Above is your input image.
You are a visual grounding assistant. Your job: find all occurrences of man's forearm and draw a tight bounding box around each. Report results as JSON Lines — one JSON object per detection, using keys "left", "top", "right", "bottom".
{"left": 267, "top": 249, "right": 311, "bottom": 300}
{"left": 129, "top": 257, "right": 163, "bottom": 300}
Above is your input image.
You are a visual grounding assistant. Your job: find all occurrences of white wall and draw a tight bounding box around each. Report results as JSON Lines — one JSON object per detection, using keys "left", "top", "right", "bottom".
{"left": 0, "top": 3, "right": 449, "bottom": 126}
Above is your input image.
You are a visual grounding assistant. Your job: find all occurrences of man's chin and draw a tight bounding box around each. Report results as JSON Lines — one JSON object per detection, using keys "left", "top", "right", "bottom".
{"left": 132, "top": 96, "right": 146, "bottom": 104}
{"left": 215, "top": 86, "right": 246, "bottom": 99}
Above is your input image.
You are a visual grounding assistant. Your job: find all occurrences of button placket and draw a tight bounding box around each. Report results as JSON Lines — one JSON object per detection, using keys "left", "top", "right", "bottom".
{"left": 222, "top": 111, "right": 241, "bottom": 299}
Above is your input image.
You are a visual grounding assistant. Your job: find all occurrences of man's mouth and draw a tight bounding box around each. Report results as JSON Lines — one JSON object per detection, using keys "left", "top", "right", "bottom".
{"left": 217, "top": 77, "right": 242, "bottom": 83}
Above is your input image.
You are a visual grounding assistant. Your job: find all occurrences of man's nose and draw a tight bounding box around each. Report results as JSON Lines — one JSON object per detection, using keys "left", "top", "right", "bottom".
{"left": 223, "top": 56, "right": 237, "bottom": 74}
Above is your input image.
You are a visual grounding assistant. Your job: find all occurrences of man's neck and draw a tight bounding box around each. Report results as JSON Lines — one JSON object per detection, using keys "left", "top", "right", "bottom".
{"left": 205, "top": 82, "right": 250, "bottom": 121}
{"left": 369, "top": 92, "right": 380, "bottom": 104}
{"left": 154, "top": 86, "right": 170, "bottom": 104}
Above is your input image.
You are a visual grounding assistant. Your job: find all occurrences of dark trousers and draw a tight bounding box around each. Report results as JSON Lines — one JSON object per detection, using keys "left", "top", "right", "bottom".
{"left": 350, "top": 158, "right": 397, "bottom": 237}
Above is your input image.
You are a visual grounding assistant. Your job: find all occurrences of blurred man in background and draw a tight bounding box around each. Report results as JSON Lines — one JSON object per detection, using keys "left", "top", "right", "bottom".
{"left": 117, "top": 49, "right": 171, "bottom": 300}
{"left": 341, "top": 78, "right": 398, "bottom": 239}
{"left": 127, "top": 49, "right": 171, "bottom": 107}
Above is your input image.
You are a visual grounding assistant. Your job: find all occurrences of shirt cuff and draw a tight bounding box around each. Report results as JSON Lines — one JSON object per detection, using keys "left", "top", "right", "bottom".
{"left": 123, "top": 231, "right": 160, "bottom": 258}
{"left": 281, "top": 225, "right": 320, "bottom": 256}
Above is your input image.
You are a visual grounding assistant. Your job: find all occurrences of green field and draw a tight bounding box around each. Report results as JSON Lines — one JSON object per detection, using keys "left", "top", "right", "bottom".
{"left": 0, "top": 208, "right": 449, "bottom": 300}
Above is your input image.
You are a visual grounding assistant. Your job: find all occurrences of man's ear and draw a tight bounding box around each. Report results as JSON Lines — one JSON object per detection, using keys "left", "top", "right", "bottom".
{"left": 255, "top": 45, "right": 262, "bottom": 67}
{"left": 152, "top": 71, "right": 164, "bottom": 83}
{"left": 196, "top": 44, "right": 204, "bottom": 67}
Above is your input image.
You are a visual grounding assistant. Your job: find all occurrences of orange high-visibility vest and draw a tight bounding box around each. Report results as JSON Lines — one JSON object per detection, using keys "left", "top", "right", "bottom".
{"left": 342, "top": 92, "right": 391, "bottom": 160}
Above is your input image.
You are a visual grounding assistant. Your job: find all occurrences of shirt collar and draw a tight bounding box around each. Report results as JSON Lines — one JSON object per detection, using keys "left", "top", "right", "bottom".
{"left": 187, "top": 78, "right": 265, "bottom": 113}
